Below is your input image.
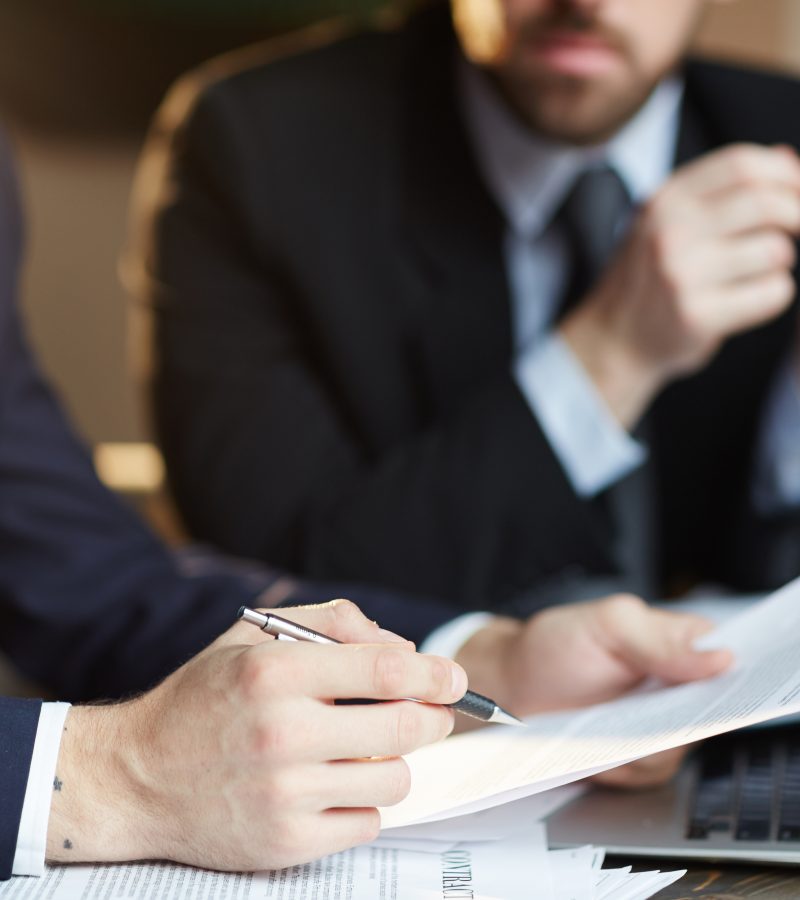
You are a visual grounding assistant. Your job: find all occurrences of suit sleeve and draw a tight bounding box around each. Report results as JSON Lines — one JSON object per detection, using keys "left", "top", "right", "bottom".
{"left": 134, "top": 82, "right": 613, "bottom": 610}
{"left": 0, "top": 131, "right": 271, "bottom": 701}
{"left": 0, "top": 698, "right": 40, "bottom": 881}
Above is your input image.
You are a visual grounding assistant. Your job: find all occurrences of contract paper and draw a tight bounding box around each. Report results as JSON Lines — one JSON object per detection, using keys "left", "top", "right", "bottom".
{"left": 0, "top": 833, "right": 554, "bottom": 900}
{"left": 0, "top": 826, "right": 683, "bottom": 900}
{"left": 381, "top": 574, "right": 800, "bottom": 829}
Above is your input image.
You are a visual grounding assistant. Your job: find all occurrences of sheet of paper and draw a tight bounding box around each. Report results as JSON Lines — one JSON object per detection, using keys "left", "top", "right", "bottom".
{"left": 549, "top": 845, "right": 597, "bottom": 900}
{"left": 381, "top": 574, "right": 800, "bottom": 829}
{"left": 595, "top": 865, "right": 633, "bottom": 899}
{"left": 0, "top": 832, "right": 553, "bottom": 900}
{"left": 381, "top": 783, "right": 587, "bottom": 843}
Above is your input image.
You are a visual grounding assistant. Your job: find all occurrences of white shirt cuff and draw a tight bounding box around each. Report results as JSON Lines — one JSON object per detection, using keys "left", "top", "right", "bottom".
{"left": 419, "top": 612, "right": 495, "bottom": 660}
{"left": 753, "top": 358, "right": 800, "bottom": 514}
{"left": 514, "top": 333, "right": 647, "bottom": 497}
{"left": 12, "top": 702, "right": 71, "bottom": 877}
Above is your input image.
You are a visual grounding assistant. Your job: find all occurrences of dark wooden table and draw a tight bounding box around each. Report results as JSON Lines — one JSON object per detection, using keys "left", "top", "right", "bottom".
{"left": 617, "top": 859, "right": 800, "bottom": 898}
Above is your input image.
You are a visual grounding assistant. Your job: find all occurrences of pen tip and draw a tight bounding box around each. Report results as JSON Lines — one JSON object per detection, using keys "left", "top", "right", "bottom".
{"left": 236, "top": 606, "right": 247, "bottom": 619}
{"left": 492, "top": 708, "right": 525, "bottom": 727}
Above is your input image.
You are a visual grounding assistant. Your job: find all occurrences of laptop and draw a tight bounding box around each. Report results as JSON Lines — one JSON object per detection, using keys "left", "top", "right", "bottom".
{"left": 546, "top": 722, "right": 800, "bottom": 865}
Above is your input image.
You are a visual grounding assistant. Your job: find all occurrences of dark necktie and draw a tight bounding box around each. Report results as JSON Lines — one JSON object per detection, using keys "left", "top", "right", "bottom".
{"left": 557, "top": 164, "right": 632, "bottom": 318}
{"left": 556, "top": 165, "right": 655, "bottom": 597}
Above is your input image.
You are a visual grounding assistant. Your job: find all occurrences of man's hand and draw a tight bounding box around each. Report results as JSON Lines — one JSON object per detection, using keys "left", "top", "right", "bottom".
{"left": 561, "top": 144, "right": 800, "bottom": 429}
{"left": 46, "top": 600, "right": 467, "bottom": 871}
{"left": 455, "top": 594, "right": 733, "bottom": 786}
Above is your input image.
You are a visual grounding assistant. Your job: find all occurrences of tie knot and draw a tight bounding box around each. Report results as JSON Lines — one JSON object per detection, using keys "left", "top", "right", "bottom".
{"left": 559, "top": 165, "right": 632, "bottom": 280}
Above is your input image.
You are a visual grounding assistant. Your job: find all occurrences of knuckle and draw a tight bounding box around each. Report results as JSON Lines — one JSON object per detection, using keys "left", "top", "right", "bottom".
{"left": 427, "top": 656, "right": 453, "bottom": 699}
{"left": 236, "top": 649, "right": 280, "bottom": 702}
{"left": 258, "top": 771, "right": 296, "bottom": 815}
{"left": 727, "top": 145, "right": 760, "bottom": 183}
{"left": 600, "top": 593, "right": 645, "bottom": 624}
{"left": 372, "top": 648, "right": 410, "bottom": 697}
{"left": 329, "top": 598, "right": 362, "bottom": 628}
{"left": 392, "top": 702, "right": 423, "bottom": 756}
{"left": 251, "top": 716, "right": 294, "bottom": 764}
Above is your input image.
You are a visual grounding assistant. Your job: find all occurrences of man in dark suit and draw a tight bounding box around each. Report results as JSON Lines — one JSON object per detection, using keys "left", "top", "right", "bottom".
{"left": 133, "top": 0, "right": 800, "bottom": 669}
{"left": 0, "top": 126, "right": 470, "bottom": 878}
{"left": 0, "top": 120, "right": 732, "bottom": 879}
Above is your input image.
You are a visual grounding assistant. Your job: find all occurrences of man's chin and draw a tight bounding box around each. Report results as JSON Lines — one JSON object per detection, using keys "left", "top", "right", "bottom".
{"left": 500, "top": 73, "right": 656, "bottom": 146}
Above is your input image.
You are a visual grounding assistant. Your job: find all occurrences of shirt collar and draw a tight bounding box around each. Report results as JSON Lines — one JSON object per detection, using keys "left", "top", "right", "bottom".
{"left": 458, "top": 56, "right": 684, "bottom": 239}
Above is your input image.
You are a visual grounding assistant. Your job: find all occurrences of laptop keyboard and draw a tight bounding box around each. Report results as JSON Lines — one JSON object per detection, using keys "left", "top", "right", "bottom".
{"left": 687, "top": 733, "right": 800, "bottom": 842}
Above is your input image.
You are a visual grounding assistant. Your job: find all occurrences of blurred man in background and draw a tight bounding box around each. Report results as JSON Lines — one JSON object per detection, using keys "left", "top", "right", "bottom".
{"left": 132, "top": 0, "right": 800, "bottom": 679}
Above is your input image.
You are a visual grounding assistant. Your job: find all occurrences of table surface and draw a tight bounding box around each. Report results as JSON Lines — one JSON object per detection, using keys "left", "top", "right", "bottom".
{"left": 624, "top": 859, "right": 800, "bottom": 898}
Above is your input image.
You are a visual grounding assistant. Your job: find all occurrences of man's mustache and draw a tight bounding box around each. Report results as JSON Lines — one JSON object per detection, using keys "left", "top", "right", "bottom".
{"left": 510, "top": 9, "right": 628, "bottom": 56}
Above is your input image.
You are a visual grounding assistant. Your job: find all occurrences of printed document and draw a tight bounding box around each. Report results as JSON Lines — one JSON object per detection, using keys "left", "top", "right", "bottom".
{"left": 0, "top": 825, "right": 683, "bottom": 900}
{"left": 381, "top": 574, "right": 800, "bottom": 828}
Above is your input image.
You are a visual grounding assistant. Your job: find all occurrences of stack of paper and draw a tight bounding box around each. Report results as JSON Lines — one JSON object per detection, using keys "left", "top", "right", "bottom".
{"left": 551, "top": 845, "right": 684, "bottom": 899}
{"left": 0, "top": 821, "right": 683, "bottom": 900}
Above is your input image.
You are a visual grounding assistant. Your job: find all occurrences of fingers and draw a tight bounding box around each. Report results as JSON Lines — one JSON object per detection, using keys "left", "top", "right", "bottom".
{"left": 702, "top": 271, "right": 796, "bottom": 336}
{"left": 592, "top": 747, "right": 688, "bottom": 789}
{"left": 712, "top": 187, "right": 800, "bottom": 238}
{"left": 314, "top": 757, "right": 412, "bottom": 809}
{"left": 266, "top": 809, "right": 382, "bottom": 869}
{"left": 229, "top": 598, "right": 411, "bottom": 648}
{"left": 676, "top": 144, "right": 800, "bottom": 199}
{"left": 316, "top": 808, "right": 384, "bottom": 855}
{"left": 697, "top": 231, "right": 796, "bottom": 285}
{"left": 277, "top": 599, "right": 412, "bottom": 645}
{"left": 277, "top": 641, "right": 468, "bottom": 703}
{"left": 235, "top": 639, "right": 466, "bottom": 705}
{"left": 310, "top": 700, "right": 454, "bottom": 760}
{"left": 598, "top": 595, "right": 734, "bottom": 685}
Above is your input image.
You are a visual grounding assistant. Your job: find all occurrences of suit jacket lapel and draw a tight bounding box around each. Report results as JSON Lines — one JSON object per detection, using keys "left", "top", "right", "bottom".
{"left": 396, "top": 7, "right": 512, "bottom": 416}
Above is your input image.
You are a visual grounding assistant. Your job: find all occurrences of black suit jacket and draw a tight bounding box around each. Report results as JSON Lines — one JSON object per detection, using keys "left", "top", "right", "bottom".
{"left": 138, "top": 6, "right": 800, "bottom": 612}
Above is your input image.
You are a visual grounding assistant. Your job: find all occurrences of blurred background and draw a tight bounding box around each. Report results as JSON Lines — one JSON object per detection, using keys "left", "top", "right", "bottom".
{"left": 0, "top": 0, "right": 795, "bottom": 693}
{"left": 3, "top": 0, "right": 798, "bottom": 447}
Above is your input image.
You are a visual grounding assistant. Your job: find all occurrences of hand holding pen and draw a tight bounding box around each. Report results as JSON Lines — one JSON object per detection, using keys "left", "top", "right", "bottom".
{"left": 238, "top": 606, "right": 522, "bottom": 726}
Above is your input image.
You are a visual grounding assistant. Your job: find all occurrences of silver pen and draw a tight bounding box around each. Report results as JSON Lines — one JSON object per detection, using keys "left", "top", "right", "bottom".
{"left": 237, "top": 607, "right": 523, "bottom": 726}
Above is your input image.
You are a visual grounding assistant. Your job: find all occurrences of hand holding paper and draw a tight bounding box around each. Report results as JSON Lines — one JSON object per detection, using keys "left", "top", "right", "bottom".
{"left": 456, "top": 593, "right": 732, "bottom": 785}
{"left": 382, "top": 576, "right": 800, "bottom": 830}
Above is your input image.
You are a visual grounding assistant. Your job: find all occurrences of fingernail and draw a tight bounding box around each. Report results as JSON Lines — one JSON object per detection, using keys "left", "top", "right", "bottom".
{"left": 377, "top": 628, "right": 409, "bottom": 643}
{"left": 451, "top": 664, "right": 468, "bottom": 698}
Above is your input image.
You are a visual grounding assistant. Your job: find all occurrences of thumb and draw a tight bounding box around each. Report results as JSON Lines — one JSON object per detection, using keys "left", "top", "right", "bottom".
{"left": 608, "top": 600, "right": 733, "bottom": 684}
{"left": 656, "top": 614, "right": 733, "bottom": 684}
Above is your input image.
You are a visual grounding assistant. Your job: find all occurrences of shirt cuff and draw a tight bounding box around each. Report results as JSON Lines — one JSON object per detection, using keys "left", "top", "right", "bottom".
{"left": 514, "top": 333, "right": 647, "bottom": 497}
{"left": 419, "top": 613, "right": 495, "bottom": 660}
{"left": 752, "top": 358, "right": 800, "bottom": 514}
{"left": 12, "top": 702, "right": 71, "bottom": 877}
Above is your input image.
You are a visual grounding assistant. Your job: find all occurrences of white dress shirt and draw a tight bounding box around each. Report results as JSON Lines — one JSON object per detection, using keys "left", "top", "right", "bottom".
{"left": 422, "top": 59, "right": 800, "bottom": 659}
{"left": 12, "top": 702, "right": 70, "bottom": 876}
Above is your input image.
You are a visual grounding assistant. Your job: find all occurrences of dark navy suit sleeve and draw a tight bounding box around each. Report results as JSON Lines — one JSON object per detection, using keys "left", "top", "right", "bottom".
{"left": 0, "top": 125, "right": 452, "bottom": 706}
{"left": 0, "top": 130, "right": 268, "bottom": 701}
{"left": 0, "top": 698, "right": 41, "bottom": 881}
